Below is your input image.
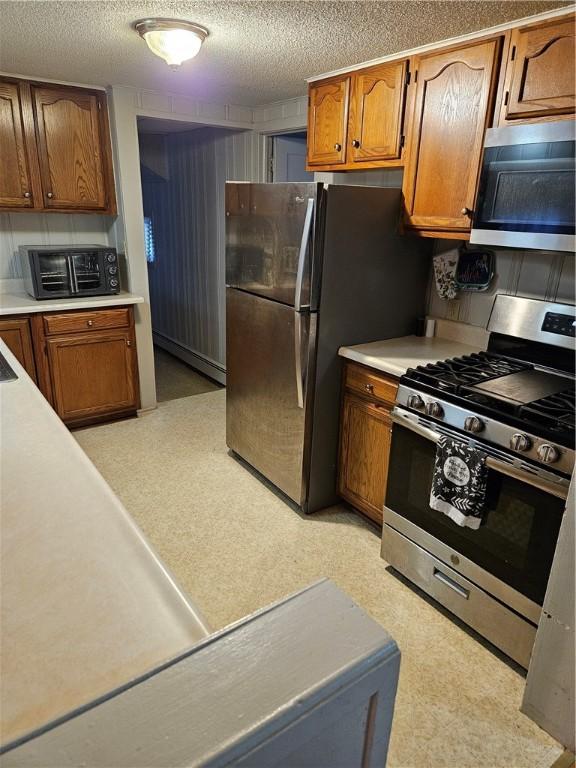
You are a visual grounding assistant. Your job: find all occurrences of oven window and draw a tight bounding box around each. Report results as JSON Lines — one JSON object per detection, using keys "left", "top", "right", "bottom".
{"left": 475, "top": 140, "right": 575, "bottom": 234}
{"left": 385, "top": 426, "right": 565, "bottom": 605}
{"left": 38, "top": 253, "right": 70, "bottom": 293}
{"left": 72, "top": 252, "right": 102, "bottom": 291}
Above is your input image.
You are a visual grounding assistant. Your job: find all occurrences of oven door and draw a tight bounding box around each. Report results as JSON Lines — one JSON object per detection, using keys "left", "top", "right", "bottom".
{"left": 384, "top": 409, "right": 567, "bottom": 620}
{"left": 470, "top": 121, "right": 575, "bottom": 252}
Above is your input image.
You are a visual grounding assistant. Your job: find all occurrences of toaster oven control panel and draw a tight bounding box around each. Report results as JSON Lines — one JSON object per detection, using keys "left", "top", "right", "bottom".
{"left": 541, "top": 312, "right": 576, "bottom": 337}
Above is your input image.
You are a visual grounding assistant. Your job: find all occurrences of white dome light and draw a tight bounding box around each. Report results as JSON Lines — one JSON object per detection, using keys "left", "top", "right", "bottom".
{"left": 135, "top": 19, "right": 209, "bottom": 69}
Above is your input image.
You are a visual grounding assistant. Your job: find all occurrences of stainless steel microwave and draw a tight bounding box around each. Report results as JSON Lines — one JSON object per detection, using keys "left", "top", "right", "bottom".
{"left": 19, "top": 245, "right": 120, "bottom": 300}
{"left": 470, "top": 120, "right": 575, "bottom": 252}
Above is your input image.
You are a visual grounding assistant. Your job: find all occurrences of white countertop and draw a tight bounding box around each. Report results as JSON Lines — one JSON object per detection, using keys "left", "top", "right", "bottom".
{"left": 0, "top": 341, "right": 209, "bottom": 748}
{"left": 339, "top": 336, "right": 483, "bottom": 378}
{"left": 0, "top": 290, "right": 144, "bottom": 315}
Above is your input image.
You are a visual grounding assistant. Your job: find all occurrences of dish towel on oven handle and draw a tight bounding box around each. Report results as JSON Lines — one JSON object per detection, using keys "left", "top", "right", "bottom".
{"left": 429, "top": 436, "right": 488, "bottom": 530}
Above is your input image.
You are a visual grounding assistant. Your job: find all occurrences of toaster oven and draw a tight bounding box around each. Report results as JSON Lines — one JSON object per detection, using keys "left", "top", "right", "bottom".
{"left": 19, "top": 245, "right": 120, "bottom": 299}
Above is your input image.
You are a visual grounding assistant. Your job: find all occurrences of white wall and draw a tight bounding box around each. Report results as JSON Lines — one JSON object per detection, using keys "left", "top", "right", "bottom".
{"left": 427, "top": 240, "right": 576, "bottom": 328}
{"left": 142, "top": 127, "right": 267, "bottom": 380}
{"left": 0, "top": 213, "right": 113, "bottom": 280}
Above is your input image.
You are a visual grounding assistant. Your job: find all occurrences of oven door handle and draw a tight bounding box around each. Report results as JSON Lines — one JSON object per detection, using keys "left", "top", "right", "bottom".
{"left": 390, "top": 410, "right": 569, "bottom": 501}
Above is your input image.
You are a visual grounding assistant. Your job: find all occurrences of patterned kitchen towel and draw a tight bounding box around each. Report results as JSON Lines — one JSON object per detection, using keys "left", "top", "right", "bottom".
{"left": 430, "top": 436, "right": 488, "bottom": 530}
{"left": 432, "top": 252, "right": 459, "bottom": 299}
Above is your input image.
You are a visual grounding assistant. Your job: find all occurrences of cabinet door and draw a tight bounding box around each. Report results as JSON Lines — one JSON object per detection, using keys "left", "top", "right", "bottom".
{"left": 0, "top": 317, "right": 37, "bottom": 382}
{"left": 348, "top": 61, "right": 408, "bottom": 163}
{"left": 0, "top": 81, "right": 34, "bottom": 208}
{"left": 307, "top": 77, "right": 350, "bottom": 166}
{"left": 46, "top": 329, "right": 139, "bottom": 423}
{"left": 338, "top": 393, "right": 392, "bottom": 525}
{"left": 32, "top": 85, "right": 109, "bottom": 211}
{"left": 504, "top": 17, "right": 575, "bottom": 121}
{"left": 403, "top": 39, "right": 500, "bottom": 234}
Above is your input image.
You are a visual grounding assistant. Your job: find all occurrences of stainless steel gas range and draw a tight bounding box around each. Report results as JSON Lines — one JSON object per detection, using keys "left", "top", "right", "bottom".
{"left": 381, "top": 295, "right": 574, "bottom": 668}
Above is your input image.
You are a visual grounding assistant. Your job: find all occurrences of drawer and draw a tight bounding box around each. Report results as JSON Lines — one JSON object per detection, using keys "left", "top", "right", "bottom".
{"left": 381, "top": 524, "right": 536, "bottom": 668}
{"left": 43, "top": 308, "right": 131, "bottom": 336}
{"left": 345, "top": 362, "right": 398, "bottom": 405}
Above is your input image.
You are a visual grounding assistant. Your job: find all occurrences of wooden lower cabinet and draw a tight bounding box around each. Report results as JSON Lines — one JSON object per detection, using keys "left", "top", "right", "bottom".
{"left": 338, "top": 363, "right": 398, "bottom": 525}
{"left": 0, "top": 316, "right": 37, "bottom": 382}
{"left": 1, "top": 306, "right": 139, "bottom": 427}
{"left": 46, "top": 329, "right": 139, "bottom": 425}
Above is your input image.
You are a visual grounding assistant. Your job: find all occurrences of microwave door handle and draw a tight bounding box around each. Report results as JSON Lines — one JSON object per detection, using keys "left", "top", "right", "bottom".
{"left": 67, "top": 255, "right": 78, "bottom": 294}
{"left": 390, "top": 409, "right": 568, "bottom": 500}
{"left": 294, "top": 197, "right": 314, "bottom": 312}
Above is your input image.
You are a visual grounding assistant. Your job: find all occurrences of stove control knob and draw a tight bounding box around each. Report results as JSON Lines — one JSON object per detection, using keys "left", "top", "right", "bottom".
{"left": 464, "top": 416, "right": 484, "bottom": 433}
{"left": 537, "top": 444, "right": 560, "bottom": 464}
{"left": 510, "top": 433, "right": 532, "bottom": 452}
{"left": 425, "top": 401, "right": 444, "bottom": 418}
{"left": 407, "top": 394, "right": 424, "bottom": 410}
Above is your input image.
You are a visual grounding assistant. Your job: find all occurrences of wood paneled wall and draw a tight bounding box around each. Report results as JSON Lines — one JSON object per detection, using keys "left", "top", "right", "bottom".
{"left": 141, "top": 127, "right": 266, "bottom": 373}
{"left": 427, "top": 240, "right": 575, "bottom": 328}
{"left": 0, "top": 213, "right": 112, "bottom": 279}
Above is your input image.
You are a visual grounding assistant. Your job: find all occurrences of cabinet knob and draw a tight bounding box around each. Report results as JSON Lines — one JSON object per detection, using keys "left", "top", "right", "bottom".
{"left": 126, "top": 340, "right": 132, "bottom": 347}
{"left": 461, "top": 207, "right": 473, "bottom": 216}
{"left": 334, "top": 143, "right": 342, "bottom": 151}
{"left": 46, "top": 192, "right": 54, "bottom": 199}
{"left": 364, "top": 383, "right": 374, "bottom": 393}
{"left": 87, "top": 320, "right": 94, "bottom": 327}
{"left": 23, "top": 191, "right": 31, "bottom": 198}
{"left": 352, "top": 139, "right": 361, "bottom": 148}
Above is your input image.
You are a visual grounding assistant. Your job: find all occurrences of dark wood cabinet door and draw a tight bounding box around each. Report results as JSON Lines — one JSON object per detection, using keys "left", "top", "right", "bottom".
{"left": 0, "top": 81, "right": 35, "bottom": 208}
{"left": 504, "top": 17, "right": 575, "bottom": 121}
{"left": 46, "top": 329, "right": 139, "bottom": 424}
{"left": 348, "top": 61, "right": 408, "bottom": 163}
{"left": 32, "top": 85, "right": 111, "bottom": 211}
{"left": 307, "top": 77, "right": 350, "bottom": 166}
{"left": 402, "top": 39, "right": 501, "bottom": 234}
{"left": 338, "top": 392, "right": 392, "bottom": 525}
{"left": 0, "top": 317, "right": 37, "bottom": 382}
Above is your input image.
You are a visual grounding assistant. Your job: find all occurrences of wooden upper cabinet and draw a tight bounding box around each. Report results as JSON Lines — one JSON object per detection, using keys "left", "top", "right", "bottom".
{"left": 0, "top": 81, "right": 35, "bottom": 208}
{"left": 402, "top": 39, "right": 501, "bottom": 235}
{"left": 0, "top": 76, "right": 116, "bottom": 214}
{"left": 502, "top": 16, "right": 575, "bottom": 122}
{"left": 32, "top": 85, "right": 110, "bottom": 211}
{"left": 307, "top": 76, "right": 350, "bottom": 166}
{"left": 348, "top": 61, "right": 408, "bottom": 163}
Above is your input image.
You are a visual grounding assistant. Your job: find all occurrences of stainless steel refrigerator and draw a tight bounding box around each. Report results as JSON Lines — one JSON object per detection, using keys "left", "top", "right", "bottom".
{"left": 226, "top": 182, "right": 432, "bottom": 513}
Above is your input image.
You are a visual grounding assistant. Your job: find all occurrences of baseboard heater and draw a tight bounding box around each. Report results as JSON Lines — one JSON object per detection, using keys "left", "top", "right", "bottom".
{"left": 152, "top": 332, "right": 226, "bottom": 385}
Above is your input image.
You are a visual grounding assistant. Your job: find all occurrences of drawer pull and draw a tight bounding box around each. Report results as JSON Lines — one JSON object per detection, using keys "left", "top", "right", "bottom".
{"left": 364, "top": 383, "right": 374, "bottom": 393}
{"left": 87, "top": 320, "right": 94, "bottom": 327}
{"left": 433, "top": 568, "right": 470, "bottom": 600}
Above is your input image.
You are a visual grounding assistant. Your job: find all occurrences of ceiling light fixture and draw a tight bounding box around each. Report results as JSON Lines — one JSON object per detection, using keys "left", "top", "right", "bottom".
{"left": 134, "top": 18, "right": 209, "bottom": 69}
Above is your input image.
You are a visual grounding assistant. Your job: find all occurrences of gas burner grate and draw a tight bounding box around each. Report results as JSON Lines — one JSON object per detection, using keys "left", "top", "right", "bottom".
{"left": 520, "top": 389, "right": 576, "bottom": 437}
{"left": 403, "top": 352, "right": 531, "bottom": 393}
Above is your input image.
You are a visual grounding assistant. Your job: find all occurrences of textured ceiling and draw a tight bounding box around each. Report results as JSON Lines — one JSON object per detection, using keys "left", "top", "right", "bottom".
{"left": 0, "top": 1, "right": 572, "bottom": 106}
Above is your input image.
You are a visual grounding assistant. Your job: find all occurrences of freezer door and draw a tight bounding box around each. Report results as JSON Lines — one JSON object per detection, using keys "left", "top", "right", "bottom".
{"left": 225, "top": 183, "right": 319, "bottom": 308}
{"left": 226, "top": 288, "right": 314, "bottom": 506}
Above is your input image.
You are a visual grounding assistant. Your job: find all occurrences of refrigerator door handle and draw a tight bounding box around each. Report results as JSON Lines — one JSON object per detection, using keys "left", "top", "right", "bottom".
{"left": 294, "top": 197, "right": 315, "bottom": 312}
{"left": 294, "top": 311, "right": 305, "bottom": 409}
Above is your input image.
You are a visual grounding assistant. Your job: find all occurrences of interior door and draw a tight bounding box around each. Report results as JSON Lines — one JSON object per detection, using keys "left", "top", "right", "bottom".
{"left": 0, "top": 81, "right": 34, "bottom": 208}
{"left": 348, "top": 61, "right": 408, "bottom": 163}
{"left": 225, "top": 182, "right": 318, "bottom": 307}
{"left": 402, "top": 39, "right": 501, "bottom": 233}
{"left": 226, "top": 288, "right": 314, "bottom": 505}
{"left": 32, "top": 85, "right": 107, "bottom": 210}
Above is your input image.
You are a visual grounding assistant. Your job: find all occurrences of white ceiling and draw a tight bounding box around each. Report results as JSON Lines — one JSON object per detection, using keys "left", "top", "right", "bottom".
{"left": 0, "top": 1, "right": 571, "bottom": 107}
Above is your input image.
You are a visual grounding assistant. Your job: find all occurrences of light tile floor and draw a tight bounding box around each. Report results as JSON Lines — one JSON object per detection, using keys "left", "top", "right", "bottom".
{"left": 75, "top": 391, "right": 563, "bottom": 768}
